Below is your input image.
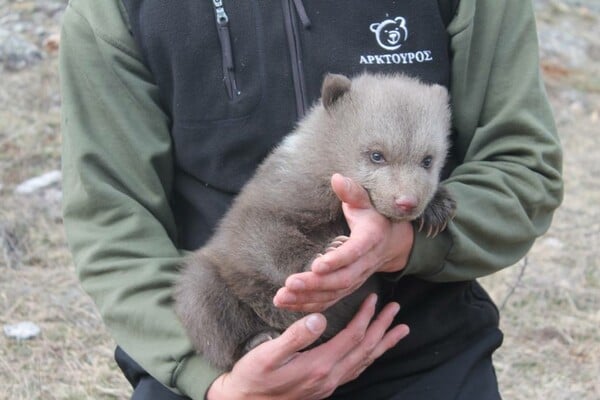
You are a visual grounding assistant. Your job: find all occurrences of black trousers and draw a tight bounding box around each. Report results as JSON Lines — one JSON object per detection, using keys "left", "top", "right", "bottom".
{"left": 115, "top": 347, "right": 191, "bottom": 400}
{"left": 386, "top": 330, "right": 503, "bottom": 400}
{"left": 115, "top": 328, "right": 502, "bottom": 400}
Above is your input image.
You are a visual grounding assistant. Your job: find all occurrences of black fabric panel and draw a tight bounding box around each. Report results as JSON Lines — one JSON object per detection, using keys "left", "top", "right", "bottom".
{"left": 121, "top": 0, "right": 451, "bottom": 199}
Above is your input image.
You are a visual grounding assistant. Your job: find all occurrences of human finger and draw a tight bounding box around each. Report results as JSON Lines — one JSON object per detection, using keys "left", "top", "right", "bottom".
{"left": 271, "top": 296, "right": 380, "bottom": 400}
{"left": 284, "top": 265, "right": 368, "bottom": 293}
{"left": 308, "top": 294, "right": 379, "bottom": 360}
{"left": 369, "top": 323, "right": 409, "bottom": 361}
{"left": 274, "top": 298, "right": 338, "bottom": 313}
{"left": 336, "top": 303, "right": 409, "bottom": 384}
{"left": 336, "top": 302, "right": 401, "bottom": 372}
{"left": 311, "top": 234, "right": 381, "bottom": 274}
{"left": 274, "top": 286, "right": 346, "bottom": 308}
{"left": 258, "top": 313, "right": 327, "bottom": 367}
{"left": 342, "top": 323, "right": 410, "bottom": 385}
{"left": 331, "top": 173, "right": 372, "bottom": 210}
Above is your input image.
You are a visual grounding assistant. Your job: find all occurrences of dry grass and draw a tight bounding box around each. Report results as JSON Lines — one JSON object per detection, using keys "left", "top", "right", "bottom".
{"left": 0, "top": 256, "right": 129, "bottom": 399}
{"left": 0, "top": 53, "right": 131, "bottom": 399}
{"left": 479, "top": 25, "right": 600, "bottom": 395}
{"left": 1, "top": 2, "right": 599, "bottom": 400}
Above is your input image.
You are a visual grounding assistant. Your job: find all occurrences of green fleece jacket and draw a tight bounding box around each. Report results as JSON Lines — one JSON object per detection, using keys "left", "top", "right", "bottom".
{"left": 60, "top": 0, "right": 563, "bottom": 398}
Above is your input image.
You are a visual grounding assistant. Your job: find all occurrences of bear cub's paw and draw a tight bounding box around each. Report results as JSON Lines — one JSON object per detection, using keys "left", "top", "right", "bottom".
{"left": 241, "top": 330, "right": 281, "bottom": 355}
{"left": 416, "top": 187, "right": 456, "bottom": 237}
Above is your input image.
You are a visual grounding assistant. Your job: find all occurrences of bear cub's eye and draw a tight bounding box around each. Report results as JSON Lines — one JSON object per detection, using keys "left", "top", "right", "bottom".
{"left": 370, "top": 151, "right": 386, "bottom": 164}
{"left": 421, "top": 155, "right": 433, "bottom": 169}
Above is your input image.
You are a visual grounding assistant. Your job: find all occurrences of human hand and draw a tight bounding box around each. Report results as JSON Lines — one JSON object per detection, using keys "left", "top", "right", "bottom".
{"left": 273, "top": 174, "right": 414, "bottom": 313}
{"left": 206, "top": 294, "right": 409, "bottom": 400}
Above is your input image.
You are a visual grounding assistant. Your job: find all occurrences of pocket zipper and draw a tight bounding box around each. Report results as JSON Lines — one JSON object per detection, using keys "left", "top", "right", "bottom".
{"left": 212, "top": 0, "right": 240, "bottom": 99}
{"left": 282, "top": 0, "right": 310, "bottom": 118}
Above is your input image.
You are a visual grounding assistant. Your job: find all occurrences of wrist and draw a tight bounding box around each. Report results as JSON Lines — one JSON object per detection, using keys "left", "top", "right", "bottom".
{"left": 379, "top": 221, "right": 414, "bottom": 273}
{"left": 205, "top": 373, "right": 231, "bottom": 400}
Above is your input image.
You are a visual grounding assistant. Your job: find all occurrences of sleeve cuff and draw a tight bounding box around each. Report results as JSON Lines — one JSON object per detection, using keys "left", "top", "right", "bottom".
{"left": 173, "top": 354, "right": 222, "bottom": 400}
{"left": 382, "top": 225, "right": 453, "bottom": 282}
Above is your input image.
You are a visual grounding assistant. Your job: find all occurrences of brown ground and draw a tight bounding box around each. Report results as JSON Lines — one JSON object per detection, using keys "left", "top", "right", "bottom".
{"left": 0, "top": 1, "right": 598, "bottom": 399}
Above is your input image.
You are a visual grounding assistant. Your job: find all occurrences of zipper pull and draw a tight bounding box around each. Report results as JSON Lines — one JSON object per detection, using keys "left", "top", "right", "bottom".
{"left": 292, "top": 0, "right": 311, "bottom": 29}
{"left": 212, "top": 0, "right": 229, "bottom": 25}
{"left": 212, "top": 0, "right": 239, "bottom": 98}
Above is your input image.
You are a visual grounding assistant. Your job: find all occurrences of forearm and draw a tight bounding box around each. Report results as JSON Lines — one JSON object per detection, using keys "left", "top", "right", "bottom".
{"left": 404, "top": 0, "right": 563, "bottom": 281}
{"left": 60, "top": 1, "right": 219, "bottom": 397}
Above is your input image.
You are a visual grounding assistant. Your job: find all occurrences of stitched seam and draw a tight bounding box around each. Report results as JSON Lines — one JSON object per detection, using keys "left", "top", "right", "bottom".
{"left": 67, "top": 2, "right": 165, "bottom": 118}
{"left": 67, "top": 2, "right": 141, "bottom": 61}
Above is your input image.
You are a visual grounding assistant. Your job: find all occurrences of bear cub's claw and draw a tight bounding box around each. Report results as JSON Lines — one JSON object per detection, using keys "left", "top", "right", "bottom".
{"left": 241, "top": 330, "right": 281, "bottom": 355}
{"left": 416, "top": 187, "right": 456, "bottom": 238}
{"left": 325, "top": 235, "right": 349, "bottom": 253}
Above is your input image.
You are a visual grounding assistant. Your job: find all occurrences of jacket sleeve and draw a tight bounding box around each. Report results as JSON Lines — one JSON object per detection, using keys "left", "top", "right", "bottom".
{"left": 402, "top": 0, "right": 563, "bottom": 281}
{"left": 60, "top": 1, "right": 219, "bottom": 397}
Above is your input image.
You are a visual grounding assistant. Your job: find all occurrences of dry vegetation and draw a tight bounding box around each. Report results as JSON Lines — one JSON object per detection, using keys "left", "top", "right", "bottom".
{"left": 1, "top": 1, "right": 131, "bottom": 398}
{"left": 0, "top": 0, "right": 598, "bottom": 399}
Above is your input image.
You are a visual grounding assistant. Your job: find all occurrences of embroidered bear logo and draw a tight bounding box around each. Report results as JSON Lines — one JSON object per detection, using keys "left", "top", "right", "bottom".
{"left": 370, "top": 17, "right": 408, "bottom": 51}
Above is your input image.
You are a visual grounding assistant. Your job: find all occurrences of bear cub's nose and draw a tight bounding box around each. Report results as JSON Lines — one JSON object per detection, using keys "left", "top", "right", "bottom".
{"left": 394, "top": 195, "right": 418, "bottom": 212}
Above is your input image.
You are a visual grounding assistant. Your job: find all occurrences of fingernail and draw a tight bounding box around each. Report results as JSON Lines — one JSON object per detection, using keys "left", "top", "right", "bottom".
{"left": 368, "top": 293, "right": 378, "bottom": 306}
{"left": 288, "top": 278, "right": 305, "bottom": 291}
{"left": 344, "top": 177, "right": 352, "bottom": 191}
{"left": 399, "top": 324, "right": 410, "bottom": 337}
{"left": 305, "top": 314, "right": 325, "bottom": 334}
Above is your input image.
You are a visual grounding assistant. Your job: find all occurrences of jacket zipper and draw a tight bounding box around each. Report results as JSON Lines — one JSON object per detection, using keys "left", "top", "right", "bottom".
{"left": 282, "top": 0, "right": 309, "bottom": 119}
{"left": 212, "top": 0, "right": 239, "bottom": 99}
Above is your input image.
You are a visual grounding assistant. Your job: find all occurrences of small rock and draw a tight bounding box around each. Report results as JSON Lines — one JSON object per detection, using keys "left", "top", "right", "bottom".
{"left": 14, "top": 170, "right": 61, "bottom": 195}
{"left": 0, "top": 27, "right": 42, "bottom": 71}
{"left": 43, "top": 33, "right": 60, "bottom": 52}
{"left": 35, "top": 26, "right": 47, "bottom": 37}
{"left": 37, "top": 1, "right": 67, "bottom": 17}
{"left": 42, "top": 187, "right": 64, "bottom": 221}
{"left": 542, "top": 237, "right": 564, "bottom": 249}
{"left": 0, "top": 222, "right": 26, "bottom": 269}
{"left": 569, "top": 100, "right": 585, "bottom": 115}
{"left": 3, "top": 321, "right": 41, "bottom": 340}
{"left": 537, "top": 21, "right": 589, "bottom": 70}
{"left": 552, "top": 1, "right": 571, "bottom": 14}
{"left": 12, "top": 22, "right": 27, "bottom": 34}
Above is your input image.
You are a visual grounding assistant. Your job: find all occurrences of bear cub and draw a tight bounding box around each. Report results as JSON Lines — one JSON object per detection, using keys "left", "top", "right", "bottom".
{"left": 174, "top": 73, "right": 456, "bottom": 371}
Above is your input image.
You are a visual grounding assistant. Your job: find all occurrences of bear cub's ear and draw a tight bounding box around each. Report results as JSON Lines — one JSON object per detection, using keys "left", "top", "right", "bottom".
{"left": 321, "top": 74, "right": 351, "bottom": 111}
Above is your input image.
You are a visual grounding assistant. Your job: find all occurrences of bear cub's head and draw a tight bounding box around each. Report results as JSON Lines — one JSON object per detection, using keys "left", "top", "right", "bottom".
{"left": 319, "top": 73, "right": 451, "bottom": 222}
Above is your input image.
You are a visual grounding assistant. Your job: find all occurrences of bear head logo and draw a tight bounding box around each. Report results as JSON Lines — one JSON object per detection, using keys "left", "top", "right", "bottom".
{"left": 370, "top": 17, "right": 408, "bottom": 51}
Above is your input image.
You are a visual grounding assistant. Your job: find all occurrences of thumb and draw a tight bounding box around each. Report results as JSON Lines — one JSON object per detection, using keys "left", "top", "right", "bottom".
{"left": 331, "top": 173, "right": 371, "bottom": 209}
{"left": 267, "top": 314, "right": 327, "bottom": 365}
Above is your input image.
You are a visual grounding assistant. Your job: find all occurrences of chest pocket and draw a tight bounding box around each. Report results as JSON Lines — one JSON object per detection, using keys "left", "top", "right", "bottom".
{"left": 123, "top": 0, "right": 271, "bottom": 193}
{"left": 123, "top": 0, "right": 264, "bottom": 123}
{"left": 121, "top": 0, "right": 451, "bottom": 195}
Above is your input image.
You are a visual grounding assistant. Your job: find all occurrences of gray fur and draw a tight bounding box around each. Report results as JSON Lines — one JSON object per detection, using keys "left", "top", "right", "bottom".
{"left": 174, "top": 73, "right": 456, "bottom": 371}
